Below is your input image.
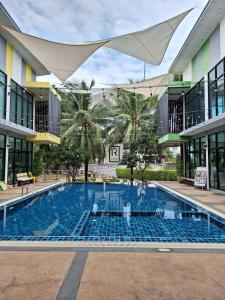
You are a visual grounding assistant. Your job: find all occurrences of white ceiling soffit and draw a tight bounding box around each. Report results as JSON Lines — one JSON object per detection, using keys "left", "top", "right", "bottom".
{"left": 0, "top": 9, "right": 191, "bottom": 82}
{"left": 106, "top": 9, "right": 192, "bottom": 65}
{"left": 115, "top": 73, "right": 173, "bottom": 99}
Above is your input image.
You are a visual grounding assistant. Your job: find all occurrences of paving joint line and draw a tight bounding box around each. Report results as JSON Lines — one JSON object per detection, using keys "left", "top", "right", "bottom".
{"left": 55, "top": 251, "right": 88, "bottom": 300}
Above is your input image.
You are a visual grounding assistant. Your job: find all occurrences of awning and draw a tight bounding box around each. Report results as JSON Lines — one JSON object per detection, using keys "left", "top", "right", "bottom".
{"left": 0, "top": 9, "right": 191, "bottom": 82}
{"left": 115, "top": 73, "right": 173, "bottom": 99}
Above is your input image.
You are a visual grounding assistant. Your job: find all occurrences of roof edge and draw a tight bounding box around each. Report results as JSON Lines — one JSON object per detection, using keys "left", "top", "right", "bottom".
{"left": 169, "top": 0, "right": 211, "bottom": 73}
{"left": 0, "top": 2, "right": 20, "bottom": 31}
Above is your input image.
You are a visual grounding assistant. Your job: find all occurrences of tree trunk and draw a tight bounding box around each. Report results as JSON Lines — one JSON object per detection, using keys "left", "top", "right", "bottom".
{"left": 84, "top": 159, "right": 89, "bottom": 183}
{"left": 130, "top": 167, "right": 134, "bottom": 184}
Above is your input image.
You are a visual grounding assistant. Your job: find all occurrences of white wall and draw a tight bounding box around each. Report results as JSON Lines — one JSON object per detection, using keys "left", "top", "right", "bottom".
{"left": 210, "top": 25, "right": 220, "bottom": 68}
{"left": 0, "top": 34, "right": 6, "bottom": 72}
{"left": 220, "top": 15, "right": 225, "bottom": 59}
{"left": 183, "top": 62, "right": 192, "bottom": 81}
{"left": 12, "top": 50, "right": 22, "bottom": 84}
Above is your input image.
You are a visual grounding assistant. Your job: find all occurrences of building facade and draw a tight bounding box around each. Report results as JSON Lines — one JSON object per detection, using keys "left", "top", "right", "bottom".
{"left": 158, "top": 0, "right": 225, "bottom": 191}
{"left": 0, "top": 3, "right": 61, "bottom": 184}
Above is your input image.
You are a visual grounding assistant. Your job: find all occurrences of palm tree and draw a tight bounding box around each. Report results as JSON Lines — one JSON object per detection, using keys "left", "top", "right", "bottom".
{"left": 107, "top": 89, "right": 152, "bottom": 182}
{"left": 61, "top": 80, "right": 109, "bottom": 182}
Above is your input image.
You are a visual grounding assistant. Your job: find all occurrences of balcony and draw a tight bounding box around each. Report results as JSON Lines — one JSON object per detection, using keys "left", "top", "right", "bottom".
{"left": 180, "top": 108, "right": 225, "bottom": 137}
{"left": 25, "top": 114, "right": 60, "bottom": 145}
{"left": 25, "top": 82, "right": 61, "bottom": 145}
{"left": 157, "top": 82, "right": 191, "bottom": 146}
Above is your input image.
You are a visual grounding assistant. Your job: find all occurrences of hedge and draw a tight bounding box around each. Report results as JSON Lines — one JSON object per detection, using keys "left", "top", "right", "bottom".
{"left": 116, "top": 168, "right": 177, "bottom": 181}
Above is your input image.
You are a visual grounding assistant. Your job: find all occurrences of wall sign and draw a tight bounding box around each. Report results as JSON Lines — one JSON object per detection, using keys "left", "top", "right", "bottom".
{"left": 109, "top": 146, "right": 120, "bottom": 162}
{"left": 194, "top": 167, "right": 207, "bottom": 187}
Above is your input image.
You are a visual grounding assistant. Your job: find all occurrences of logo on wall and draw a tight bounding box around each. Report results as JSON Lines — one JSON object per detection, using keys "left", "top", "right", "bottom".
{"left": 109, "top": 146, "right": 120, "bottom": 162}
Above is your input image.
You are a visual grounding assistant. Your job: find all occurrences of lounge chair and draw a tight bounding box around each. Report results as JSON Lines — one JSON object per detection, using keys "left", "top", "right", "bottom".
{"left": 16, "top": 173, "right": 33, "bottom": 185}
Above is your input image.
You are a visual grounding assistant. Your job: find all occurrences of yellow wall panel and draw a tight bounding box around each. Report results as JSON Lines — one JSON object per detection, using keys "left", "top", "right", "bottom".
{"left": 6, "top": 43, "right": 13, "bottom": 76}
{"left": 25, "top": 64, "right": 32, "bottom": 82}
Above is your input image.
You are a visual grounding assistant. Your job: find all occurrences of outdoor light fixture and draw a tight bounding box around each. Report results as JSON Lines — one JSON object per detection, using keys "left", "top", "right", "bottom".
{"left": 39, "top": 88, "right": 43, "bottom": 99}
{"left": 181, "top": 91, "right": 184, "bottom": 96}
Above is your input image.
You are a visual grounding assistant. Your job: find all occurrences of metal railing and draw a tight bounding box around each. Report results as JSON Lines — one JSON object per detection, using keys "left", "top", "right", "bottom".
{"left": 0, "top": 109, "right": 61, "bottom": 136}
{"left": 157, "top": 105, "right": 225, "bottom": 136}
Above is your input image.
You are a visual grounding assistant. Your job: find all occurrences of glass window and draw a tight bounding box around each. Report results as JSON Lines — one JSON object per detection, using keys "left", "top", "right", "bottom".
{"left": 185, "top": 137, "right": 206, "bottom": 179}
{"left": 208, "top": 58, "right": 225, "bottom": 118}
{"left": 0, "top": 134, "right": 5, "bottom": 181}
{"left": 209, "top": 131, "right": 225, "bottom": 191}
{"left": 209, "top": 83, "right": 217, "bottom": 118}
{"left": 0, "top": 70, "right": 6, "bottom": 119}
{"left": 9, "top": 91, "right": 17, "bottom": 123}
{"left": 209, "top": 69, "right": 216, "bottom": 83}
{"left": 17, "top": 95, "right": 23, "bottom": 125}
{"left": 217, "top": 61, "right": 224, "bottom": 78}
{"left": 185, "top": 79, "right": 205, "bottom": 129}
{"left": 7, "top": 137, "right": 33, "bottom": 184}
{"left": 9, "top": 80, "right": 33, "bottom": 128}
{"left": 217, "top": 76, "right": 225, "bottom": 115}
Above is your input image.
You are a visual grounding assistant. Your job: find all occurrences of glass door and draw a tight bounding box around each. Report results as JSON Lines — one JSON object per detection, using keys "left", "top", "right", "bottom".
{"left": 218, "top": 148, "right": 225, "bottom": 190}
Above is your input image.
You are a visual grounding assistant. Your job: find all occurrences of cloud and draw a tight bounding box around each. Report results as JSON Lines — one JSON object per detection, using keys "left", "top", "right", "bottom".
{"left": 2, "top": 0, "right": 208, "bottom": 86}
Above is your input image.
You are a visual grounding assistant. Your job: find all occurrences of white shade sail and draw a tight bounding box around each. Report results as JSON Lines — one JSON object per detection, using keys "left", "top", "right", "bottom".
{"left": 0, "top": 24, "right": 107, "bottom": 82}
{"left": 0, "top": 9, "right": 191, "bottom": 82}
{"left": 115, "top": 73, "right": 173, "bottom": 99}
{"left": 107, "top": 10, "right": 191, "bottom": 65}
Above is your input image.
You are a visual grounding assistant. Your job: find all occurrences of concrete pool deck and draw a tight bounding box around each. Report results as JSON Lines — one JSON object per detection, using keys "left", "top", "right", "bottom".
{"left": 0, "top": 250, "right": 225, "bottom": 300}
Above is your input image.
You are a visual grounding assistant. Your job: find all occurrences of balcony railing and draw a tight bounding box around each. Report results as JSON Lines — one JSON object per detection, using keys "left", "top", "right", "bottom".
{"left": 157, "top": 105, "right": 225, "bottom": 136}
{"left": 0, "top": 109, "right": 60, "bottom": 136}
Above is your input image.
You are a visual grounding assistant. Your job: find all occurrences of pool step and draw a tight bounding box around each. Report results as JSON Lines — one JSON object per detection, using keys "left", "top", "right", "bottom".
{"left": 72, "top": 211, "right": 90, "bottom": 236}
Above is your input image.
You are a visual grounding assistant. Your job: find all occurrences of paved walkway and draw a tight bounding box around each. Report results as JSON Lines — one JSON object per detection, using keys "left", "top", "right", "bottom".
{"left": 0, "top": 250, "right": 225, "bottom": 300}
{"left": 157, "top": 181, "right": 225, "bottom": 216}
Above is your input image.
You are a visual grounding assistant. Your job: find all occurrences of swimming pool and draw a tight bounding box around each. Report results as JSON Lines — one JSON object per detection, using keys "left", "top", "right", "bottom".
{"left": 0, "top": 183, "right": 225, "bottom": 243}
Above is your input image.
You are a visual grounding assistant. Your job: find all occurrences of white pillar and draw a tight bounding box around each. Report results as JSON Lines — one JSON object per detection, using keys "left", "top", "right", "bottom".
{"left": 4, "top": 135, "right": 9, "bottom": 183}
{"left": 182, "top": 142, "right": 186, "bottom": 177}
{"left": 5, "top": 77, "right": 10, "bottom": 120}
{"left": 204, "top": 74, "right": 209, "bottom": 121}
{"left": 33, "top": 98, "right": 35, "bottom": 131}
{"left": 182, "top": 94, "right": 185, "bottom": 130}
{"left": 205, "top": 136, "right": 210, "bottom": 190}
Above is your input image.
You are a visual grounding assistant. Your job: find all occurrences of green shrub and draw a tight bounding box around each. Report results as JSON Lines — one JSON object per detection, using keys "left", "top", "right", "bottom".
{"left": 175, "top": 154, "right": 183, "bottom": 177}
{"left": 116, "top": 168, "right": 177, "bottom": 181}
{"left": 33, "top": 150, "right": 44, "bottom": 176}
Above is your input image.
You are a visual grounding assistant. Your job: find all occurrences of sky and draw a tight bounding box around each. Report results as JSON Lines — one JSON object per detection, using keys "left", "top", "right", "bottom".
{"left": 2, "top": 0, "right": 208, "bottom": 87}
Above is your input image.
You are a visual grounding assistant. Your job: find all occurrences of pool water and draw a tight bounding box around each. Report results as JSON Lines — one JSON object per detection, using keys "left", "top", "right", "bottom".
{"left": 0, "top": 183, "right": 225, "bottom": 243}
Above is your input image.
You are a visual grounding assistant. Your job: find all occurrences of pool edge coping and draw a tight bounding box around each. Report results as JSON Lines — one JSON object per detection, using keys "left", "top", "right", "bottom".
{"left": 0, "top": 240, "right": 225, "bottom": 250}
